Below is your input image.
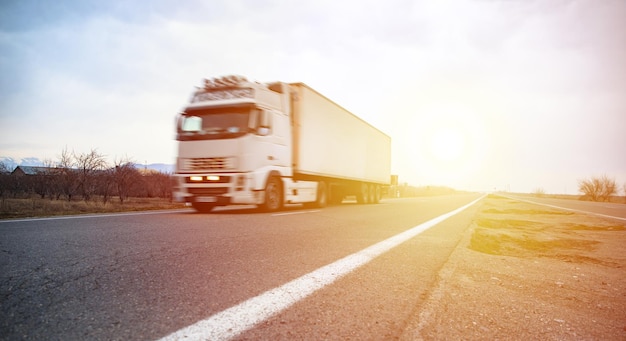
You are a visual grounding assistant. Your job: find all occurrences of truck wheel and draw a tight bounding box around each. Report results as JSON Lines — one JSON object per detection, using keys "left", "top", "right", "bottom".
{"left": 315, "top": 181, "right": 327, "bottom": 208}
{"left": 356, "top": 183, "right": 369, "bottom": 204}
{"left": 262, "top": 176, "right": 283, "bottom": 211}
{"left": 368, "top": 184, "right": 377, "bottom": 204}
{"left": 373, "top": 185, "right": 381, "bottom": 204}
{"left": 192, "top": 202, "right": 215, "bottom": 213}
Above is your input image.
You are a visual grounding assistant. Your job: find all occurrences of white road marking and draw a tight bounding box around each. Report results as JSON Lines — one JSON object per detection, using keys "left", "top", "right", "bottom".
{"left": 503, "top": 195, "right": 626, "bottom": 221}
{"left": 272, "top": 210, "right": 321, "bottom": 216}
{"left": 157, "top": 195, "right": 485, "bottom": 341}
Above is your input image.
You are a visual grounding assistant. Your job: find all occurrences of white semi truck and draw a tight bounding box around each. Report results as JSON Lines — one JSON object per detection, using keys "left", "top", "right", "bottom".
{"left": 173, "top": 75, "right": 391, "bottom": 212}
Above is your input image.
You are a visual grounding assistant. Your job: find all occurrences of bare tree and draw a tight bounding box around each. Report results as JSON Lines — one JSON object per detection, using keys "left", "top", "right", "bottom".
{"left": 113, "top": 157, "right": 140, "bottom": 204}
{"left": 58, "top": 147, "right": 76, "bottom": 201}
{"left": 31, "top": 168, "right": 50, "bottom": 199}
{"left": 26, "top": 159, "right": 57, "bottom": 199}
{"left": 74, "top": 149, "right": 108, "bottom": 201}
{"left": 578, "top": 175, "right": 616, "bottom": 202}
{"left": 97, "top": 168, "right": 115, "bottom": 205}
{"left": 0, "top": 161, "right": 10, "bottom": 202}
{"left": 142, "top": 172, "right": 172, "bottom": 200}
{"left": 600, "top": 176, "right": 617, "bottom": 202}
{"left": 40, "top": 159, "right": 63, "bottom": 200}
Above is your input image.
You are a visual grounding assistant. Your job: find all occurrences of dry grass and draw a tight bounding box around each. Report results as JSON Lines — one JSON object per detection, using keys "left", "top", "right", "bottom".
{"left": 510, "top": 192, "right": 626, "bottom": 203}
{"left": 0, "top": 196, "right": 186, "bottom": 219}
{"left": 469, "top": 194, "right": 626, "bottom": 267}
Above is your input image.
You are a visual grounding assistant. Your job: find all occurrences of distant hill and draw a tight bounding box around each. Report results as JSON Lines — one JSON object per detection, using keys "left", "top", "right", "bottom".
{"left": 0, "top": 157, "right": 19, "bottom": 171}
{"left": 0, "top": 156, "right": 174, "bottom": 174}
{"left": 0, "top": 157, "right": 40, "bottom": 170}
{"left": 133, "top": 163, "right": 175, "bottom": 174}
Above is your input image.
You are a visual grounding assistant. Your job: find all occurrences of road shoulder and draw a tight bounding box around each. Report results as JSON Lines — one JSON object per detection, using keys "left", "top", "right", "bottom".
{"left": 401, "top": 194, "right": 626, "bottom": 340}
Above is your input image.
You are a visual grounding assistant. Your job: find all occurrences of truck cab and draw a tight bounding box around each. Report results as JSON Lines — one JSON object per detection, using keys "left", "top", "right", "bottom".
{"left": 173, "top": 76, "right": 317, "bottom": 212}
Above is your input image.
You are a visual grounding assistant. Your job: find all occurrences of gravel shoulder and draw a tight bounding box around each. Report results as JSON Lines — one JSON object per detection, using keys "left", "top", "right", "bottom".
{"left": 401, "top": 194, "right": 626, "bottom": 340}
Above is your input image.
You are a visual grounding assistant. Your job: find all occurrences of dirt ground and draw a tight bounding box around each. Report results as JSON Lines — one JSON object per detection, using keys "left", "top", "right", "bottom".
{"left": 401, "top": 194, "right": 626, "bottom": 340}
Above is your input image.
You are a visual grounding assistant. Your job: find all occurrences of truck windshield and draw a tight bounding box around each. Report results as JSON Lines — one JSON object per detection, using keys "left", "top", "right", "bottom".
{"left": 177, "top": 107, "right": 252, "bottom": 141}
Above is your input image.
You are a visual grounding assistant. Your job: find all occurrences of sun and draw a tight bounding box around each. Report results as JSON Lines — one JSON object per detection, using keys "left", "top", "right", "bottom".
{"left": 398, "top": 100, "right": 493, "bottom": 189}
{"left": 407, "top": 103, "right": 489, "bottom": 179}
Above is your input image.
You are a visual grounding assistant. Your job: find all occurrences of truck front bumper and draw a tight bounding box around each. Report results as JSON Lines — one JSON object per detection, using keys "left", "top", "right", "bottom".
{"left": 177, "top": 191, "right": 264, "bottom": 206}
{"left": 173, "top": 171, "right": 271, "bottom": 206}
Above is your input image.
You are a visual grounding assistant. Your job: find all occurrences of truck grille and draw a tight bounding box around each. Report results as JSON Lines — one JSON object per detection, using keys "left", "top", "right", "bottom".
{"left": 188, "top": 187, "right": 229, "bottom": 196}
{"left": 183, "top": 157, "right": 234, "bottom": 171}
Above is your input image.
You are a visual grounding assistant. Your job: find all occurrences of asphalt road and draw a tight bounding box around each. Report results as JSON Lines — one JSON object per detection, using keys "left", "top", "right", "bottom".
{"left": 1, "top": 194, "right": 484, "bottom": 341}
{"left": 502, "top": 194, "right": 626, "bottom": 221}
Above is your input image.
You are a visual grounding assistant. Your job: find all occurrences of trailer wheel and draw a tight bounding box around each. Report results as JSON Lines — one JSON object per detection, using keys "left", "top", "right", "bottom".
{"left": 356, "top": 182, "right": 369, "bottom": 204}
{"left": 368, "top": 184, "right": 377, "bottom": 204}
{"left": 262, "top": 176, "right": 283, "bottom": 212}
{"left": 373, "top": 185, "right": 381, "bottom": 204}
{"left": 315, "top": 181, "right": 327, "bottom": 208}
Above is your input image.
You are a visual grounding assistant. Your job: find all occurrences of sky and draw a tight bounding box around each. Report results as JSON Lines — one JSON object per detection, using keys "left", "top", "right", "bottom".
{"left": 1, "top": 0, "right": 625, "bottom": 194}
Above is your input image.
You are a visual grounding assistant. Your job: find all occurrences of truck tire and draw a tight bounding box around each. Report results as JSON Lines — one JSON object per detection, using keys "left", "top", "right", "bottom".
{"left": 192, "top": 202, "right": 215, "bottom": 213}
{"left": 315, "top": 181, "right": 327, "bottom": 208}
{"left": 368, "top": 184, "right": 377, "bottom": 204}
{"left": 356, "top": 182, "right": 369, "bottom": 204}
{"left": 262, "top": 176, "right": 283, "bottom": 211}
{"left": 373, "top": 185, "right": 381, "bottom": 204}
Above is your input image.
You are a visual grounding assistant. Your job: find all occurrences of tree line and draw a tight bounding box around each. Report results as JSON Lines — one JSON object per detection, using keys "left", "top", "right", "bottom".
{"left": 2, "top": 149, "right": 623, "bottom": 204}
{"left": 0, "top": 148, "right": 172, "bottom": 204}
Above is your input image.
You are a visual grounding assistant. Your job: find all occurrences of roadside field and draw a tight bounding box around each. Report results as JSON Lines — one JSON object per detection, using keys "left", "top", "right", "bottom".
{"left": 0, "top": 196, "right": 185, "bottom": 219}
{"left": 403, "top": 194, "right": 626, "bottom": 340}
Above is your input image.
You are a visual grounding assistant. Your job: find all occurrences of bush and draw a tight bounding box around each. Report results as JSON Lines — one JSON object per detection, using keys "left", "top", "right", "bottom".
{"left": 578, "top": 175, "right": 616, "bottom": 202}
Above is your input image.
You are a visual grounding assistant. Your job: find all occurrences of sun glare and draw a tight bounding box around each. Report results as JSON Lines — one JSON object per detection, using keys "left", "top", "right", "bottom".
{"left": 402, "top": 102, "right": 490, "bottom": 187}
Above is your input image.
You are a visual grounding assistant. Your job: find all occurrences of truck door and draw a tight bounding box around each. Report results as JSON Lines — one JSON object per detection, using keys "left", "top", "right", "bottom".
{"left": 256, "top": 109, "right": 289, "bottom": 168}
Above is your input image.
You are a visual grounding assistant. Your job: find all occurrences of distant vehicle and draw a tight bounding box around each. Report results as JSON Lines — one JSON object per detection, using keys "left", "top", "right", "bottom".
{"left": 173, "top": 75, "right": 391, "bottom": 212}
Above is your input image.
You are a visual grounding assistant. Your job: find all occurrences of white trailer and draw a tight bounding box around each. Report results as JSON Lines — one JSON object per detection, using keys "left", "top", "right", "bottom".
{"left": 173, "top": 75, "right": 391, "bottom": 212}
